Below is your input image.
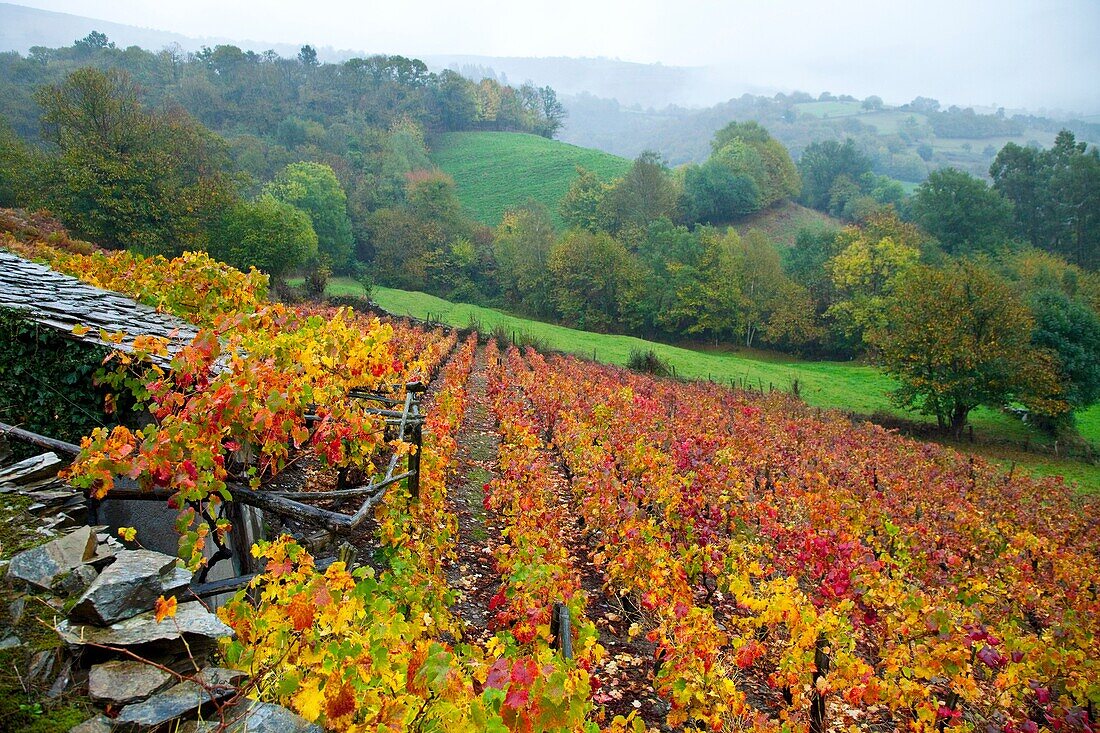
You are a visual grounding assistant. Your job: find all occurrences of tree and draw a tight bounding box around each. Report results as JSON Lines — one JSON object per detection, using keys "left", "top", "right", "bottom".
{"left": 366, "top": 207, "right": 443, "bottom": 289}
{"left": 797, "top": 139, "right": 872, "bottom": 211}
{"left": 735, "top": 230, "right": 787, "bottom": 347}
{"left": 826, "top": 213, "right": 921, "bottom": 347}
{"left": 0, "top": 118, "right": 32, "bottom": 207}
{"left": 1028, "top": 289, "right": 1100, "bottom": 414}
{"left": 992, "top": 133, "right": 1100, "bottom": 270}
{"left": 297, "top": 45, "right": 318, "bottom": 67}
{"left": 559, "top": 166, "right": 611, "bottom": 233}
{"left": 667, "top": 229, "right": 743, "bottom": 345}
{"left": 871, "top": 263, "right": 1066, "bottom": 435}
{"left": 494, "top": 202, "right": 556, "bottom": 316}
{"left": 911, "top": 168, "right": 1014, "bottom": 255}
{"left": 861, "top": 95, "right": 884, "bottom": 111}
{"left": 990, "top": 142, "right": 1047, "bottom": 248}
{"left": 548, "top": 229, "right": 636, "bottom": 331}
{"left": 682, "top": 160, "right": 760, "bottom": 223}
{"left": 265, "top": 161, "right": 355, "bottom": 271}
{"left": 1046, "top": 131, "right": 1100, "bottom": 270}
{"left": 34, "top": 66, "right": 237, "bottom": 254}
{"left": 536, "top": 86, "right": 566, "bottom": 138}
{"left": 624, "top": 219, "right": 704, "bottom": 337}
{"left": 709, "top": 121, "right": 799, "bottom": 210}
{"left": 210, "top": 194, "right": 318, "bottom": 280}
{"left": 74, "top": 31, "right": 113, "bottom": 53}
{"left": 600, "top": 151, "right": 680, "bottom": 233}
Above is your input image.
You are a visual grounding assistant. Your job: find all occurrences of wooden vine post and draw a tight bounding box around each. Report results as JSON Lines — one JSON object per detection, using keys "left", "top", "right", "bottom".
{"left": 809, "top": 633, "right": 831, "bottom": 733}
{"left": 550, "top": 602, "right": 573, "bottom": 659}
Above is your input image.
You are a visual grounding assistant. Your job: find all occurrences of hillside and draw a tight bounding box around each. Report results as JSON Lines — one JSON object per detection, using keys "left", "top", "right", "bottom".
{"left": 429, "top": 131, "right": 631, "bottom": 228}
{"left": 729, "top": 201, "right": 842, "bottom": 248}
{"left": 560, "top": 94, "right": 1100, "bottom": 182}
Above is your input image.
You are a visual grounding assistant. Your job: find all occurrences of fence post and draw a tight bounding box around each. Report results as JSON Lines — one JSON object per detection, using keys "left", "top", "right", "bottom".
{"left": 408, "top": 421, "right": 422, "bottom": 500}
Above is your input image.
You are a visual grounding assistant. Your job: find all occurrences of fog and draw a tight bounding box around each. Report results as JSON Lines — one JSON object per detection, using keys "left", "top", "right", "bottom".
{"left": 14, "top": 0, "right": 1100, "bottom": 114}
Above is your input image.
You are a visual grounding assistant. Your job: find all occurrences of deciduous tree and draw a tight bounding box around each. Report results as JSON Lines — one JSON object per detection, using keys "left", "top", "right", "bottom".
{"left": 912, "top": 167, "right": 1014, "bottom": 255}
{"left": 265, "top": 161, "right": 355, "bottom": 271}
{"left": 210, "top": 193, "right": 318, "bottom": 280}
{"left": 871, "top": 263, "right": 1066, "bottom": 434}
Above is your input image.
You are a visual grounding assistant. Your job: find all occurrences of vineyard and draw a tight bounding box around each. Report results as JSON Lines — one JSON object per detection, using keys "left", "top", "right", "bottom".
{"left": 2, "top": 234, "right": 1099, "bottom": 732}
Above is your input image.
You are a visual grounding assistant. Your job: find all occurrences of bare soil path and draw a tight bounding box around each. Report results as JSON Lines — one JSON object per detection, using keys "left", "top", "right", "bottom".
{"left": 444, "top": 344, "right": 504, "bottom": 645}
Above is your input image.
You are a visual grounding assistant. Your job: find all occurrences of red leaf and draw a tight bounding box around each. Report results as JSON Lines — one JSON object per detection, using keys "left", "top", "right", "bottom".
{"left": 486, "top": 659, "right": 510, "bottom": 689}
{"left": 504, "top": 685, "right": 529, "bottom": 710}
{"left": 510, "top": 658, "right": 537, "bottom": 686}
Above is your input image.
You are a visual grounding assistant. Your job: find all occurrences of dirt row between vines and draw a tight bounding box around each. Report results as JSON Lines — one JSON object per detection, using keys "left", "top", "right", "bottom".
{"left": 441, "top": 343, "right": 669, "bottom": 730}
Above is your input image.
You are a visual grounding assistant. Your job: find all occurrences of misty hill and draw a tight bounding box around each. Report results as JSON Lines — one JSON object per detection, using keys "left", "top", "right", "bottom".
{"left": 561, "top": 93, "right": 1100, "bottom": 182}
{"left": 0, "top": 3, "right": 243, "bottom": 55}
{"left": 0, "top": 4, "right": 772, "bottom": 109}
{"left": 429, "top": 132, "right": 631, "bottom": 228}
{"left": 0, "top": 3, "right": 352, "bottom": 63}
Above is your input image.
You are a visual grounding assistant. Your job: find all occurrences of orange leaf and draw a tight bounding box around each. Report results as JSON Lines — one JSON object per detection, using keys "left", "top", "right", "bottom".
{"left": 154, "top": 595, "right": 178, "bottom": 623}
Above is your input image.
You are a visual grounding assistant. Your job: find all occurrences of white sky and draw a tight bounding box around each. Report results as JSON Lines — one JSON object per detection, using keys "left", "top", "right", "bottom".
{"left": 15, "top": 0, "right": 1100, "bottom": 113}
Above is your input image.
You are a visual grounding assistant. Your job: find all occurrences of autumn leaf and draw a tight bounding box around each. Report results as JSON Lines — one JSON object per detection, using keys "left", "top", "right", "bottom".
{"left": 154, "top": 595, "right": 177, "bottom": 623}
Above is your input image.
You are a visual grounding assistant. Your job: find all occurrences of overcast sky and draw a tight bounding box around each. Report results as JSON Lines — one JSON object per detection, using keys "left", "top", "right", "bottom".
{"left": 15, "top": 0, "right": 1100, "bottom": 113}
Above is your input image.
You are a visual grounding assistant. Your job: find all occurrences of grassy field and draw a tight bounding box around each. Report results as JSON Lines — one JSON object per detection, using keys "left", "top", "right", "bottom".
{"left": 429, "top": 131, "right": 632, "bottom": 228}
{"left": 795, "top": 101, "right": 864, "bottom": 118}
{"left": 857, "top": 110, "right": 925, "bottom": 135}
{"left": 729, "top": 202, "right": 842, "bottom": 249}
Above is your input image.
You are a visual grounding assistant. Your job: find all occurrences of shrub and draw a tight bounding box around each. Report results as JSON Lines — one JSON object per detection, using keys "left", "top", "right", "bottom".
{"left": 627, "top": 348, "right": 672, "bottom": 377}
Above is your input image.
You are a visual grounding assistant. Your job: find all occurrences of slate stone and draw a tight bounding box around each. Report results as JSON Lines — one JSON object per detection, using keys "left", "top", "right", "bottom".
{"left": 0, "top": 452, "right": 62, "bottom": 486}
{"left": 68, "top": 714, "right": 112, "bottom": 733}
{"left": 6, "top": 526, "right": 97, "bottom": 591}
{"left": 28, "top": 649, "right": 55, "bottom": 686}
{"left": 57, "top": 564, "right": 99, "bottom": 597}
{"left": 114, "top": 668, "right": 246, "bottom": 731}
{"left": 178, "top": 700, "right": 323, "bottom": 733}
{"left": 88, "top": 660, "right": 174, "bottom": 705}
{"left": 69, "top": 549, "right": 191, "bottom": 625}
{"left": 57, "top": 601, "right": 233, "bottom": 648}
{"left": 0, "top": 635, "right": 21, "bottom": 649}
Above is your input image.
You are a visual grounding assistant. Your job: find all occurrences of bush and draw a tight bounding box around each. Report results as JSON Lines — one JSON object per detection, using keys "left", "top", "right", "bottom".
{"left": 351, "top": 262, "right": 374, "bottom": 302}
{"left": 303, "top": 254, "right": 332, "bottom": 299}
{"left": 627, "top": 348, "right": 672, "bottom": 377}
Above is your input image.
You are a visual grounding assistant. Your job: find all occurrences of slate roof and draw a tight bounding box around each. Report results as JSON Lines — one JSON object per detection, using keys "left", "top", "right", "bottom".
{"left": 0, "top": 250, "right": 200, "bottom": 369}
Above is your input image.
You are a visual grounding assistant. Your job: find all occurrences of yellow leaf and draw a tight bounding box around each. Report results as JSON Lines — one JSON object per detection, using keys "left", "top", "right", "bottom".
{"left": 72, "top": 324, "right": 90, "bottom": 337}
{"left": 118, "top": 526, "right": 137, "bottom": 542}
{"left": 293, "top": 680, "right": 325, "bottom": 722}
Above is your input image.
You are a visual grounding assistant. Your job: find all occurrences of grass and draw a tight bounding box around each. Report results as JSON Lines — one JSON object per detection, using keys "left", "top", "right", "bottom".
{"left": 729, "top": 202, "right": 842, "bottom": 249}
{"left": 794, "top": 101, "right": 864, "bottom": 118}
{"left": 429, "top": 131, "right": 632, "bottom": 228}
{"left": 855, "top": 110, "right": 927, "bottom": 135}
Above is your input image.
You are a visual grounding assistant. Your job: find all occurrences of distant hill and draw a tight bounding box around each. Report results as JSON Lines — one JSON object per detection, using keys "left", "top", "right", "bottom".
{"left": 0, "top": 3, "right": 194, "bottom": 53}
{"left": 429, "top": 132, "right": 631, "bottom": 228}
{"left": 560, "top": 94, "right": 1100, "bottom": 181}
{"left": 0, "top": 3, "right": 355, "bottom": 62}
